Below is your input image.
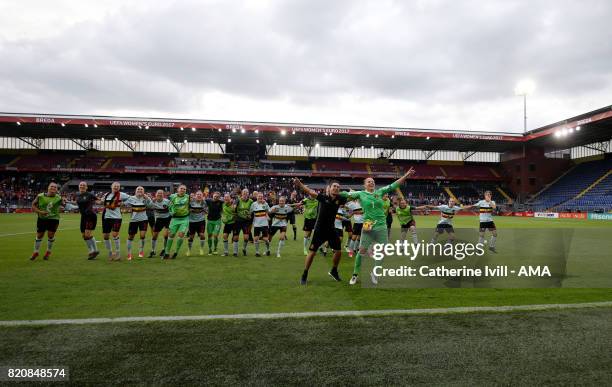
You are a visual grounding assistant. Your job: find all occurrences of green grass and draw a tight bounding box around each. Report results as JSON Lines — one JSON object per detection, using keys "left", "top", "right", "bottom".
{"left": 1, "top": 308, "right": 611, "bottom": 385}
{"left": 0, "top": 213, "right": 611, "bottom": 321}
{"left": 1, "top": 213, "right": 611, "bottom": 384}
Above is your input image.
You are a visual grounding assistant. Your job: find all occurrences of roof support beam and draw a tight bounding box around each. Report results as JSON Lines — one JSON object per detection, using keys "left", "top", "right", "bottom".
{"left": 423, "top": 149, "right": 437, "bottom": 160}
{"left": 461, "top": 151, "right": 477, "bottom": 161}
{"left": 119, "top": 139, "right": 137, "bottom": 152}
{"left": 584, "top": 141, "right": 609, "bottom": 154}
{"left": 345, "top": 147, "right": 355, "bottom": 158}
{"left": 70, "top": 139, "right": 91, "bottom": 150}
{"left": 18, "top": 137, "right": 43, "bottom": 149}
{"left": 169, "top": 141, "right": 182, "bottom": 153}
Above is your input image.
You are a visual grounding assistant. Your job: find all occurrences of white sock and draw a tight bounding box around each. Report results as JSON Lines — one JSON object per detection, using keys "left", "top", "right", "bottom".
{"left": 104, "top": 239, "right": 112, "bottom": 252}
{"left": 47, "top": 238, "right": 55, "bottom": 252}
{"left": 34, "top": 239, "right": 42, "bottom": 253}
{"left": 277, "top": 239, "right": 285, "bottom": 255}
{"left": 127, "top": 239, "right": 133, "bottom": 254}
{"left": 113, "top": 237, "right": 120, "bottom": 254}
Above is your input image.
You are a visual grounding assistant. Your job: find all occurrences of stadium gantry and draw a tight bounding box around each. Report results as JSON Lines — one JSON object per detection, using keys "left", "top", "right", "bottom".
{"left": 0, "top": 104, "right": 611, "bottom": 211}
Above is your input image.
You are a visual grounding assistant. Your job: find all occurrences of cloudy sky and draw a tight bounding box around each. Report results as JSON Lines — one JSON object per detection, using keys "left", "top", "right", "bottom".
{"left": 1, "top": 0, "right": 611, "bottom": 133}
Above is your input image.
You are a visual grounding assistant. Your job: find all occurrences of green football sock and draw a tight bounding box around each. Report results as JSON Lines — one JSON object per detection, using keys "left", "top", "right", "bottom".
{"left": 353, "top": 252, "right": 362, "bottom": 275}
{"left": 165, "top": 237, "right": 174, "bottom": 253}
{"left": 175, "top": 238, "right": 184, "bottom": 253}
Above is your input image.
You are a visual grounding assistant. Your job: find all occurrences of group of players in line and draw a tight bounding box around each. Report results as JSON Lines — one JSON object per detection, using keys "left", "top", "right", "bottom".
{"left": 29, "top": 166, "right": 499, "bottom": 285}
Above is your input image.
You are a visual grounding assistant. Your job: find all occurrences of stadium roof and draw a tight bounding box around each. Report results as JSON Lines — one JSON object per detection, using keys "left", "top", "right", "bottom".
{"left": 0, "top": 104, "right": 610, "bottom": 153}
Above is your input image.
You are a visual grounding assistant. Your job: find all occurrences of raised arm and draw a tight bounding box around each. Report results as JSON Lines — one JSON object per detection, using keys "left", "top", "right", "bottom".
{"left": 292, "top": 178, "right": 317, "bottom": 199}
{"left": 393, "top": 167, "right": 416, "bottom": 186}
{"left": 380, "top": 167, "right": 416, "bottom": 195}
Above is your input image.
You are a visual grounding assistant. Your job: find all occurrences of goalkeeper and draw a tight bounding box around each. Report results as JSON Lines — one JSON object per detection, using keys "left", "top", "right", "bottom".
{"left": 340, "top": 167, "right": 415, "bottom": 285}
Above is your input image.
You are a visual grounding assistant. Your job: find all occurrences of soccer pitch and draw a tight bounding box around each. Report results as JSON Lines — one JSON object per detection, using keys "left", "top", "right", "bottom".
{"left": 1, "top": 213, "right": 612, "bottom": 384}
{"left": 1, "top": 213, "right": 611, "bottom": 321}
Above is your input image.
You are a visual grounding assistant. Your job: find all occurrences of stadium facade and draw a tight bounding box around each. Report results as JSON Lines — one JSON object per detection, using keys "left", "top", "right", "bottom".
{"left": 0, "top": 105, "right": 610, "bottom": 213}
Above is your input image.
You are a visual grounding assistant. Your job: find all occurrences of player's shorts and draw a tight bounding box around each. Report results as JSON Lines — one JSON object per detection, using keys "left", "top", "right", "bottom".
{"left": 358, "top": 225, "right": 388, "bottom": 253}
{"left": 253, "top": 226, "right": 269, "bottom": 238}
{"left": 207, "top": 219, "right": 222, "bottom": 235}
{"left": 479, "top": 221, "right": 496, "bottom": 231}
{"left": 386, "top": 213, "right": 393, "bottom": 228}
{"left": 169, "top": 216, "right": 190, "bottom": 235}
{"left": 36, "top": 218, "right": 60, "bottom": 233}
{"left": 287, "top": 211, "right": 296, "bottom": 225}
{"left": 153, "top": 217, "right": 171, "bottom": 232}
{"left": 400, "top": 220, "right": 416, "bottom": 229}
{"left": 335, "top": 228, "right": 344, "bottom": 238}
{"left": 223, "top": 223, "right": 235, "bottom": 235}
{"left": 435, "top": 223, "right": 454, "bottom": 233}
{"left": 270, "top": 225, "right": 287, "bottom": 237}
{"left": 303, "top": 218, "right": 316, "bottom": 232}
{"left": 342, "top": 220, "right": 353, "bottom": 233}
{"left": 189, "top": 220, "right": 206, "bottom": 236}
{"left": 234, "top": 218, "right": 251, "bottom": 235}
{"left": 128, "top": 220, "right": 149, "bottom": 235}
{"left": 352, "top": 222, "right": 364, "bottom": 236}
{"left": 80, "top": 213, "right": 97, "bottom": 232}
{"left": 309, "top": 227, "right": 342, "bottom": 252}
{"left": 102, "top": 217, "right": 122, "bottom": 234}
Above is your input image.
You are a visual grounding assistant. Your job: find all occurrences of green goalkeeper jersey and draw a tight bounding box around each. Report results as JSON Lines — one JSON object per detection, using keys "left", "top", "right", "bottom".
{"left": 340, "top": 182, "right": 399, "bottom": 230}
{"left": 36, "top": 193, "right": 63, "bottom": 220}
{"left": 396, "top": 205, "right": 414, "bottom": 225}
{"left": 302, "top": 197, "right": 319, "bottom": 220}
{"left": 169, "top": 193, "right": 190, "bottom": 218}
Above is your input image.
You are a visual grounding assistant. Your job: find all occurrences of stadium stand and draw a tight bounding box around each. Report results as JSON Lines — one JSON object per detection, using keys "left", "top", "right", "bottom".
{"left": 529, "top": 158, "right": 612, "bottom": 211}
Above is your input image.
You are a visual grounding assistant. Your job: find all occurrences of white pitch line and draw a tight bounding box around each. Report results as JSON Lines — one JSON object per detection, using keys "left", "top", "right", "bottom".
{"left": 0, "top": 227, "right": 80, "bottom": 238}
{"left": 1, "top": 301, "right": 611, "bottom": 327}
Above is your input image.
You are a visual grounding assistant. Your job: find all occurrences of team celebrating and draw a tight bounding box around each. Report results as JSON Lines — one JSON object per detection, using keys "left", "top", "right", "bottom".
{"left": 29, "top": 167, "right": 500, "bottom": 285}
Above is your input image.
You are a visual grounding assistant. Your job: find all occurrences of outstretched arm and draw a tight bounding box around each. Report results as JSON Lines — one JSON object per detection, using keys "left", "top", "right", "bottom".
{"left": 394, "top": 166, "right": 416, "bottom": 186}
{"left": 292, "top": 178, "right": 318, "bottom": 199}
{"left": 380, "top": 167, "right": 416, "bottom": 194}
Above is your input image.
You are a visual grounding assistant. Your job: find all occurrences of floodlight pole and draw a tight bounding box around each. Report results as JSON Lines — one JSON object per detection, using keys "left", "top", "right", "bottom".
{"left": 523, "top": 93, "right": 527, "bottom": 133}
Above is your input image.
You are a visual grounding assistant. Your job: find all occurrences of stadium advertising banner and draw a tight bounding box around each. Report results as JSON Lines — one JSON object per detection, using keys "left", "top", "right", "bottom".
{"left": 0, "top": 114, "right": 525, "bottom": 141}
{"left": 534, "top": 212, "right": 559, "bottom": 218}
{"left": 588, "top": 213, "right": 612, "bottom": 220}
{"left": 512, "top": 211, "right": 534, "bottom": 217}
{"left": 559, "top": 212, "right": 588, "bottom": 219}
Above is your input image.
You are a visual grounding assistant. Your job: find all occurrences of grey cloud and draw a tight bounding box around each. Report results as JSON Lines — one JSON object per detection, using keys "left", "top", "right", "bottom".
{"left": 0, "top": 0, "right": 610, "bottom": 130}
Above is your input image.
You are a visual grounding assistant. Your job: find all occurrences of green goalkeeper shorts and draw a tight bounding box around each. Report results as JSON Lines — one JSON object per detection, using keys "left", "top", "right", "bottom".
{"left": 359, "top": 225, "right": 388, "bottom": 255}
{"left": 169, "top": 217, "right": 189, "bottom": 235}
{"left": 207, "top": 220, "right": 221, "bottom": 235}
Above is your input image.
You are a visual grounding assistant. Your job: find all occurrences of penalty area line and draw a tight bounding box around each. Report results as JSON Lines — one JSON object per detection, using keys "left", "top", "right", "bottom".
{"left": 2, "top": 301, "right": 612, "bottom": 327}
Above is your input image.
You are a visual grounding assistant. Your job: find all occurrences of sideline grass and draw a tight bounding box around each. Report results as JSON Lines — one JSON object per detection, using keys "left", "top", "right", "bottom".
{"left": 0, "top": 214, "right": 611, "bottom": 321}
{"left": 1, "top": 307, "right": 611, "bottom": 384}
